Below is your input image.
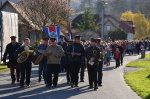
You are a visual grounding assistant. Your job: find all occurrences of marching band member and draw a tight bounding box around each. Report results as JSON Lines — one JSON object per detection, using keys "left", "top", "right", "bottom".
{"left": 3, "top": 36, "right": 22, "bottom": 84}
{"left": 44, "top": 38, "right": 64, "bottom": 87}
{"left": 65, "top": 40, "right": 73, "bottom": 84}
{"left": 15, "top": 38, "right": 34, "bottom": 88}
{"left": 58, "top": 36, "right": 67, "bottom": 72}
{"left": 96, "top": 38, "right": 104, "bottom": 86}
{"left": 67, "top": 35, "right": 85, "bottom": 88}
{"left": 38, "top": 37, "right": 49, "bottom": 83}
{"left": 85, "top": 38, "right": 100, "bottom": 90}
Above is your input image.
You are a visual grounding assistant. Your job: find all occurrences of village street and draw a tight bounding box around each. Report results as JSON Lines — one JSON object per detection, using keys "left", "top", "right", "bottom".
{"left": 0, "top": 54, "right": 142, "bottom": 99}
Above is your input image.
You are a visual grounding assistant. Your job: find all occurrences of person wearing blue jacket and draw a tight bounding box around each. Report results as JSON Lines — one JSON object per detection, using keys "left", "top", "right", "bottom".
{"left": 15, "top": 38, "right": 34, "bottom": 88}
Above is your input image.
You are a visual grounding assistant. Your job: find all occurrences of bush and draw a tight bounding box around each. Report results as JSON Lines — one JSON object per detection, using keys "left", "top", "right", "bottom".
{"left": 108, "top": 29, "right": 127, "bottom": 41}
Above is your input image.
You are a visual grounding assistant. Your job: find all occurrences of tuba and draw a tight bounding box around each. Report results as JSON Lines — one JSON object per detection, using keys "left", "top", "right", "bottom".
{"left": 17, "top": 50, "right": 35, "bottom": 63}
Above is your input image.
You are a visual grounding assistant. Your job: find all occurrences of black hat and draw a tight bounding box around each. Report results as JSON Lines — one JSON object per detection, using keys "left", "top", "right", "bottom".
{"left": 50, "top": 38, "right": 57, "bottom": 42}
{"left": 91, "top": 38, "right": 97, "bottom": 43}
{"left": 96, "top": 38, "right": 101, "bottom": 42}
{"left": 10, "top": 36, "right": 16, "bottom": 38}
{"left": 10, "top": 36, "right": 16, "bottom": 40}
{"left": 67, "top": 40, "right": 73, "bottom": 43}
{"left": 74, "top": 35, "right": 81, "bottom": 38}
{"left": 43, "top": 37, "right": 49, "bottom": 41}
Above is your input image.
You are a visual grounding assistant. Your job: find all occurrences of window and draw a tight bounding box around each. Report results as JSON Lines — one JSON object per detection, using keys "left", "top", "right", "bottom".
{"left": 106, "top": 25, "right": 111, "bottom": 31}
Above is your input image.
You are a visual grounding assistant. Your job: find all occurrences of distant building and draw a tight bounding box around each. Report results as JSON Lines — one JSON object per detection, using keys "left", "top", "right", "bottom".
{"left": 72, "top": 14, "right": 135, "bottom": 40}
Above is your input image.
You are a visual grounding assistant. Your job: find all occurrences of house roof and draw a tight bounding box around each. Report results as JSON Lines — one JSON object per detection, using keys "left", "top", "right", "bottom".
{"left": 120, "top": 21, "right": 135, "bottom": 34}
{"left": 0, "top": 1, "right": 40, "bottom": 30}
{"left": 72, "top": 14, "right": 120, "bottom": 29}
{"left": 72, "top": 14, "right": 100, "bottom": 28}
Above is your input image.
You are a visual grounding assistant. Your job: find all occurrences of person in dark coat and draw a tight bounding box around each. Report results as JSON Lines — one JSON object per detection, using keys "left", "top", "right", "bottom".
{"left": 117, "top": 43, "right": 124, "bottom": 65}
{"left": 67, "top": 35, "right": 85, "bottom": 88}
{"left": 58, "top": 36, "right": 67, "bottom": 72}
{"left": 136, "top": 41, "right": 141, "bottom": 55}
{"left": 65, "top": 40, "right": 73, "bottom": 84}
{"left": 37, "top": 37, "right": 49, "bottom": 83}
{"left": 86, "top": 38, "right": 100, "bottom": 90}
{"left": 3, "top": 36, "right": 22, "bottom": 84}
{"left": 15, "top": 38, "right": 34, "bottom": 88}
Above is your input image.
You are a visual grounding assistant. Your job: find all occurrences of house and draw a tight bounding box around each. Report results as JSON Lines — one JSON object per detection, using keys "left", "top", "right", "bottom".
{"left": 72, "top": 14, "right": 135, "bottom": 40}
{"left": 0, "top": 1, "right": 41, "bottom": 43}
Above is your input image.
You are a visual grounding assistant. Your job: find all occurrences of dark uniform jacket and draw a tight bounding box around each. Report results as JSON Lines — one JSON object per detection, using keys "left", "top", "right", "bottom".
{"left": 85, "top": 46, "right": 100, "bottom": 65}
{"left": 3, "top": 42, "right": 22, "bottom": 64}
{"left": 67, "top": 42, "right": 85, "bottom": 62}
{"left": 15, "top": 45, "right": 34, "bottom": 63}
{"left": 58, "top": 41, "right": 67, "bottom": 51}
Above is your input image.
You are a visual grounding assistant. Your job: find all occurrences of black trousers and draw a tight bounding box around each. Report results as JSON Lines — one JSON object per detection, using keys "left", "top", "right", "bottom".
{"left": 120, "top": 53, "right": 123, "bottom": 65}
{"left": 20, "top": 62, "right": 32, "bottom": 85}
{"left": 87, "top": 65, "right": 98, "bottom": 87}
{"left": 66, "top": 63, "right": 71, "bottom": 82}
{"left": 60, "top": 56, "right": 66, "bottom": 72}
{"left": 70, "top": 62, "right": 81, "bottom": 85}
{"left": 10, "top": 63, "right": 20, "bottom": 82}
{"left": 98, "top": 59, "right": 103, "bottom": 85}
{"left": 47, "top": 64, "right": 60, "bottom": 86}
{"left": 80, "top": 62, "right": 85, "bottom": 80}
{"left": 116, "top": 59, "right": 120, "bottom": 68}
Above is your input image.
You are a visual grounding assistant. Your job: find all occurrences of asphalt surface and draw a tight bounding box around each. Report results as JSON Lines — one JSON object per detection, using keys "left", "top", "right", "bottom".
{"left": 0, "top": 54, "right": 143, "bottom": 99}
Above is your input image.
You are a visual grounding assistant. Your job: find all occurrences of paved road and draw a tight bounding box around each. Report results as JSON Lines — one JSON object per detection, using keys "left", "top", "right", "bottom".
{"left": 0, "top": 54, "right": 142, "bottom": 99}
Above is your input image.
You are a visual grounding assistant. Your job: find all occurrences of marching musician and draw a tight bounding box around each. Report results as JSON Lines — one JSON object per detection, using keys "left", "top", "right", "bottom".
{"left": 65, "top": 40, "right": 73, "bottom": 84}
{"left": 15, "top": 38, "right": 34, "bottom": 88}
{"left": 85, "top": 38, "right": 100, "bottom": 90}
{"left": 67, "top": 35, "right": 85, "bottom": 88}
{"left": 37, "top": 37, "right": 49, "bottom": 83}
{"left": 96, "top": 38, "right": 104, "bottom": 87}
{"left": 3, "top": 36, "right": 22, "bottom": 84}
{"left": 58, "top": 36, "right": 67, "bottom": 72}
{"left": 44, "top": 38, "right": 64, "bottom": 87}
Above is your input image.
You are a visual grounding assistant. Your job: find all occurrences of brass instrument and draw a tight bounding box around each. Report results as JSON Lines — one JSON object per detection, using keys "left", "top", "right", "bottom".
{"left": 17, "top": 50, "right": 35, "bottom": 63}
{"left": 32, "top": 50, "right": 45, "bottom": 65}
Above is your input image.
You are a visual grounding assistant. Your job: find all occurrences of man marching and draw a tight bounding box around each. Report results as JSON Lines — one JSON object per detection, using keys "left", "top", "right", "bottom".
{"left": 86, "top": 38, "right": 100, "bottom": 90}
{"left": 67, "top": 35, "right": 85, "bottom": 88}
{"left": 15, "top": 38, "right": 34, "bottom": 88}
{"left": 3, "top": 36, "right": 22, "bottom": 84}
{"left": 44, "top": 38, "right": 64, "bottom": 87}
{"left": 38, "top": 37, "right": 49, "bottom": 83}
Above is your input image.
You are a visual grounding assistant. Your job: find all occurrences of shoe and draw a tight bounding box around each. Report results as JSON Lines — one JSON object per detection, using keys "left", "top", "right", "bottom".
{"left": 20, "top": 84, "right": 24, "bottom": 88}
{"left": 38, "top": 78, "right": 41, "bottom": 83}
{"left": 70, "top": 83, "right": 74, "bottom": 88}
{"left": 94, "top": 86, "right": 98, "bottom": 90}
{"left": 54, "top": 85, "right": 57, "bottom": 87}
{"left": 80, "top": 80, "right": 84, "bottom": 82}
{"left": 11, "top": 81, "right": 15, "bottom": 84}
{"left": 88, "top": 86, "right": 93, "bottom": 89}
{"left": 75, "top": 85, "right": 78, "bottom": 87}
{"left": 98, "top": 84, "right": 102, "bottom": 87}
{"left": 46, "top": 84, "right": 51, "bottom": 87}
{"left": 26, "top": 84, "right": 30, "bottom": 86}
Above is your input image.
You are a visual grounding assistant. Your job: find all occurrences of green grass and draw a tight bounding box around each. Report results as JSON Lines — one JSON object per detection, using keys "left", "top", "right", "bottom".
{"left": 0, "top": 65, "right": 9, "bottom": 72}
{"left": 124, "top": 68, "right": 150, "bottom": 99}
{"left": 145, "top": 53, "right": 150, "bottom": 58}
{"left": 126, "top": 59, "right": 150, "bottom": 68}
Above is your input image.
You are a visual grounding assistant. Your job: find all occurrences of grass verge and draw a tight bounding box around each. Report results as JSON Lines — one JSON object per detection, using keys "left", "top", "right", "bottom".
{"left": 0, "top": 65, "right": 10, "bottom": 73}
{"left": 124, "top": 68, "right": 150, "bottom": 99}
{"left": 145, "top": 53, "right": 150, "bottom": 58}
{"left": 126, "top": 59, "right": 150, "bottom": 68}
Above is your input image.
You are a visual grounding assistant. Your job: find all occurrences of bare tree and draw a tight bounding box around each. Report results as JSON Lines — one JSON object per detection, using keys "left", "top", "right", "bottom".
{"left": 16, "top": 0, "right": 73, "bottom": 37}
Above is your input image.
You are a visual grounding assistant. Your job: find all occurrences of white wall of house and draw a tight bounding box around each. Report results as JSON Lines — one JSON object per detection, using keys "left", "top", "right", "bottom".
{"left": 127, "top": 33, "right": 134, "bottom": 40}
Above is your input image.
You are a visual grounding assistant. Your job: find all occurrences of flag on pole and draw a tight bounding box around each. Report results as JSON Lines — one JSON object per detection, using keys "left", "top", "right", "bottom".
{"left": 68, "top": 22, "right": 73, "bottom": 40}
{"left": 44, "top": 26, "right": 60, "bottom": 42}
